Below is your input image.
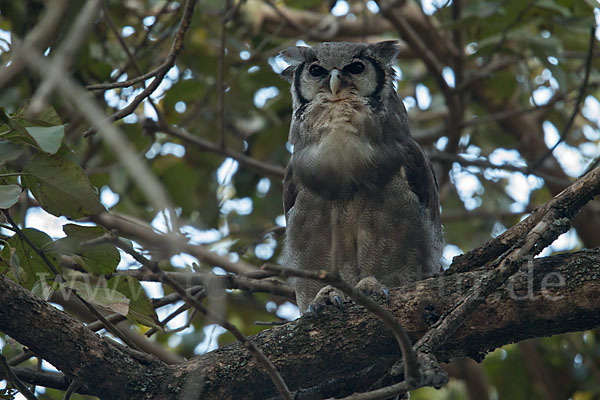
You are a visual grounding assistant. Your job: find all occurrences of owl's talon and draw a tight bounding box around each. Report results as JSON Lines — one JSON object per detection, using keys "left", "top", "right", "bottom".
{"left": 355, "top": 276, "right": 390, "bottom": 305}
{"left": 305, "top": 285, "right": 344, "bottom": 315}
{"left": 308, "top": 303, "right": 323, "bottom": 317}
{"left": 382, "top": 287, "right": 390, "bottom": 305}
{"left": 333, "top": 295, "right": 344, "bottom": 311}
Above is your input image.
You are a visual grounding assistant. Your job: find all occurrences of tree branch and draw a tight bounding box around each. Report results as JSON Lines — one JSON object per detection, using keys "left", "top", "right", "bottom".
{"left": 2, "top": 249, "right": 600, "bottom": 399}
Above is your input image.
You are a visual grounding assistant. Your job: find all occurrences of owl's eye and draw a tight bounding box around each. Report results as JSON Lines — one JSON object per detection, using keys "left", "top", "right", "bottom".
{"left": 345, "top": 61, "right": 365, "bottom": 74}
{"left": 309, "top": 64, "right": 328, "bottom": 77}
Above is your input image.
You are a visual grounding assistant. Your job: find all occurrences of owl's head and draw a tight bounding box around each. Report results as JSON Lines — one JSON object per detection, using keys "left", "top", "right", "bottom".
{"left": 280, "top": 41, "right": 400, "bottom": 108}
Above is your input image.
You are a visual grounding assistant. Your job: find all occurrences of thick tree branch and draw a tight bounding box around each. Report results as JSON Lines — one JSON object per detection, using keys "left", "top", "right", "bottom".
{"left": 0, "top": 274, "right": 169, "bottom": 399}
{"left": 451, "top": 167, "right": 600, "bottom": 273}
{"left": 2, "top": 249, "right": 600, "bottom": 399}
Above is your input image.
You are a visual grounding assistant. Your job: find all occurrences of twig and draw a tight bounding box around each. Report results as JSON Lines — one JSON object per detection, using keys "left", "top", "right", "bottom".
{"left": 529, "top": 27, "right": 595, "bottom": 172}
{"left": 86, "top": 2, "right": 174, "bottom": 91}
{"left": 92, "top": 211, "right": 258, "bottom": 275}
{"left": 428, "top": 150, "right": 572, "bottom": 187}
{"left": 417, "top": 218, "right": 570, "bottom": 353}
{"left": 7, "top": 351, "right": 34, "bottom": 367}
{"left": 73, "top": 291, "right": 143, "bottom": 352}
{"left": 86, "top": 68, "right": 163, "bottom": 90}
{"left": 0, "top": 353, "right": 38, "bottom": 400}
{"left": 449, "top": 167, "right": 600, "bottom": 274}
{"left": 84, "top": 0, "right": 198, "bottom": 135}
{"left": 1, "top": 209, "right": 59, "bottom": 276}
{"left": 86, "top": 285, "right": 205, "bottom": 333}
{"left": 21, "top": 47, "right": 179, "bottom": 233}
{"left": 2, "top": 210, "right": 144, "bottom": 352}
{"left": 115, "top": 239, "right": 294, "bottom": 400}
{"left": 582, "top": 156, "right": 600, "bottom": 177}
{"left": 479, "top": 1, "right": 534, "bottom": 69}
{"left": 98, "top": 1, "right": 167, "bottom": 133}
{"left": 0, "top": 0, "right": 69, "bottom": 89}
{"left": 460, "top": 101, "right": 555, "bottom": 126}
{"left": 378, "top": 0, "right": 463, "bottom": 186}
{"left": 101, "top": 1, "right": 143, "bottom": 76}
{"left": 62, "top": 378, "right": 81, "bottom": 400}
{"left": 146, "top": 300, "right": 196, "bottom": 337}
{"left": 116, "top": 268, "right": 295, "bottom": 299}
{"left": 28, "top": 0, "right": 103, "bottom": 115}
{"left": 377, "top": 1, "right": 449, "bottom": 96}
{"left": 263, "top": 0, "right": 339, "bottom": 41}
{"left": 337, "top": 380, "right": 411, "bottom": 400}
{"left": 254, "top": 320, "right": 286, "bottom": 326}
{"left": 4, "top": 367, "right": 86, "bottom": 396}
{"left": 441, "top": 207, "right": 532, "bottom": 222}
{"left": 238, "top": 225, "right": 286, "bottom": 256}
{"left": 262, "top": 263, "right": 421, "bottom": 390}
{"left": 158, "top": 122, "right": 286, "bottom": 180}
{"left": 218, "top": 0, "right": 232, "bottom": 148}
{"left": 7, "top": 286, "right": 204, "bottom": 369}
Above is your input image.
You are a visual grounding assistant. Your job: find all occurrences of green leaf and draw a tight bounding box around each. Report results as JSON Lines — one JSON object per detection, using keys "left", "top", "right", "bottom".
{"left": 0, "top": 184, "right": 21, "bottom": 208}
{"left": 47, "top": 224, "right": 120, "bottom": 275}
{"left": 22, "top": 104, "right": 62, "bottom": 126}
{"left": 22, "top": 153, "right": 106, "bottom": 218}
{"left": 463, "top": 1, "right": 504, "bottom": 19}
{"left": 31, "top": 278, "right": 61, "bottom": 300}
{"left": 24, "top": 125, "right": 64, "bottom": 154}
{"left": 108, "top": 276, "right": 161, "bottom": 329}
{"left": 0, "top": 140, "right": 23, "bottom": 165}
{"left": 534, "top": 0, "right": 571, "bottom": 17}
{"left": 64, "top": 280, "right": 130, "bottom": 315}
{"left": 0, "top": 228, "right": 56, "bottom": 289}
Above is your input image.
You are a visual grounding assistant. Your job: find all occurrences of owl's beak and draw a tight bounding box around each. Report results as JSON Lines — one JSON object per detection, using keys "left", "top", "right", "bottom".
{"left": 329, "top": 69, "right": 341, "bottom": 96}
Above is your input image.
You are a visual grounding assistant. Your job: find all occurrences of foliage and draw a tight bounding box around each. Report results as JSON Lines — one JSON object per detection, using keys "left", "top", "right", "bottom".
{"left": 0, "top": 0, "right": 599, "bottom": 399}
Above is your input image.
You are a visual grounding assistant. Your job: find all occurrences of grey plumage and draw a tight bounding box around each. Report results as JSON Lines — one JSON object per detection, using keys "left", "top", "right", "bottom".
{"left": 280, "top": 41, "right": 443, "bottom": 313}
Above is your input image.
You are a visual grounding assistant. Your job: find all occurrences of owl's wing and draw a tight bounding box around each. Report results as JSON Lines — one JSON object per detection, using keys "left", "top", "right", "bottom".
{"left": 400, "top": 139, "right": 441, "bottom": 223}
{"left": 282, "top": 162, "right": 298, "bottom": 221}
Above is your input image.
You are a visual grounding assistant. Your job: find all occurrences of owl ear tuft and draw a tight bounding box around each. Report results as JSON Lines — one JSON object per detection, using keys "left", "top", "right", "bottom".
{"left": 279, "top": 46, "right": 317, "bottom": 65}
{"left": 368, "top": 40, "right": 400, "bottom": 64}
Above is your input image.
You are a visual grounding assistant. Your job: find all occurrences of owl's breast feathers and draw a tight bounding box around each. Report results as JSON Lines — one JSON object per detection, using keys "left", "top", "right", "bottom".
{"left": 288, "top": 92, "right": 380, "bottom": 197}
{"left": 286, "top": 94, "right": 438, "bottom": 222}
{"left": 285, "top": 126, "right": 439, "bottom": 229}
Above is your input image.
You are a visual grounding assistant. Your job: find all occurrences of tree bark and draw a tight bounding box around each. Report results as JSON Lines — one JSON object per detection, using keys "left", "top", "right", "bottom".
{"left": 2, "top": 248, "right": 600, "bottom": 399}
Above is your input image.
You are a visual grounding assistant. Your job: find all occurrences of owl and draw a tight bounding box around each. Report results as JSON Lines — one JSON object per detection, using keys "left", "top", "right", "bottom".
{"left": 280, "top": 41, "right": 443, "bottom": 314}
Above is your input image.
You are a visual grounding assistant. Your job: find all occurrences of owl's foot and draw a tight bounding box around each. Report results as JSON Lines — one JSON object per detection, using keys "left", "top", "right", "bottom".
{"left": 355, "top": 276, "right": 390, "bottom": 305}
{"left": 307, "top": 285, "right": 345, "bottom": 316}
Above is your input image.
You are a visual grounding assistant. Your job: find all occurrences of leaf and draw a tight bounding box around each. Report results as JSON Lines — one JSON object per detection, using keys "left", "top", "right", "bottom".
{"left": 24, "top": 125, "right": 64, "bottom": 154}
{"left": 47, "top": 224, "right": 120, "bottom": 275}
{"left": 0, "top": 112, "right": 38, "bottom": 149}
{"left": 22, "top": 104, "right": 63, "bottom": 126}
{"left": 22, "top": 153, "right": 106, "bottom": 218}
{"left": 31, "top": 278, "right": 61, "bottom": 300}
{"left": 0, "top": 140, "right": 23, "bottom": 165}
{"left": 0, "top": 228, "right": 56, "bottom": 289}
{"left": 534, "top": 0, "right": 571, "bottom": 17}
{"left": 0, "top": 184, "right": 21, "bottom": 208}
{"left": 108, "top": 276, "right": 162, "bottom": 329}
{"left": 463, "top": 1, "right": 504, "bottom": 19}
{"left": 64, "top": 280, "right": 130, "bottom": 315}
